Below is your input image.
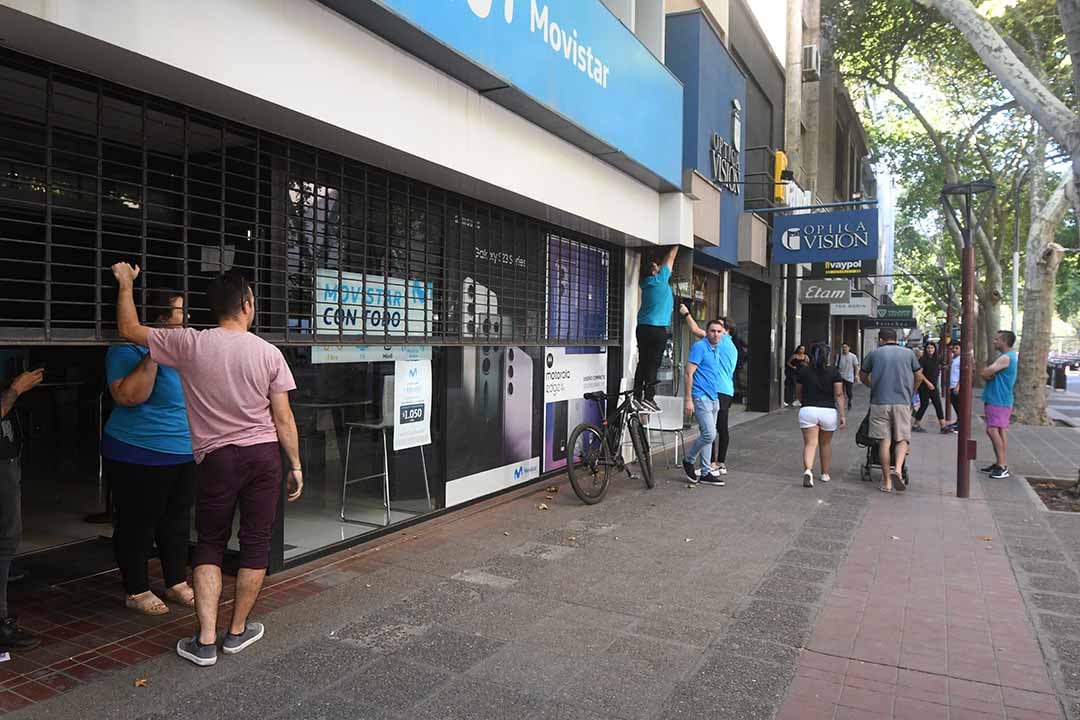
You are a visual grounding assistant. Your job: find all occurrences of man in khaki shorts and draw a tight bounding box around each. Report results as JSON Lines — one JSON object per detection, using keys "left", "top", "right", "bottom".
{"left": 860, "top": 328, "right": 925, "bottom": 492}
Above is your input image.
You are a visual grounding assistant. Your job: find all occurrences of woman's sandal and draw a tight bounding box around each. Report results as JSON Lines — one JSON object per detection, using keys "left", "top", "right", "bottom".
{"left": 164, "top": 585, "right": 196, "bottom": 608}
{"left": 125, "top": 591, "right": 170, "bottom": 615}
{"left": 878, "top": 484, "right": 894, "bottom": 493}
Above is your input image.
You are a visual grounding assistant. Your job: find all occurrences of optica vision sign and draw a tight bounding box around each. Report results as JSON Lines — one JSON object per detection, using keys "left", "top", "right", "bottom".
{"left": 771, "top": 208, "right": 879, "bottom": 265}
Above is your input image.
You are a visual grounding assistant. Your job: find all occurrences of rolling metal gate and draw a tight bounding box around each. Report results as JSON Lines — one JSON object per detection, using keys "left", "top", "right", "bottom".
{"left": 0, "top": 49, "right": 621, "bottom": 348}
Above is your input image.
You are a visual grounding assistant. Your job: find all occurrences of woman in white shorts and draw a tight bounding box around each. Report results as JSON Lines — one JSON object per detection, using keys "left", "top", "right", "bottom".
{"left": 795, "top": 343, "right": 847, "bottom": 487}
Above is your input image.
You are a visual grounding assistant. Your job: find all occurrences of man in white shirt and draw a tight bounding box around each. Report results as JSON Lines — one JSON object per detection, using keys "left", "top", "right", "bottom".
{"left": 836, "top": 344, "right": 859, "bottom": 410}
{"left": 947, "top": 341, "right": 961, "bottom": 432}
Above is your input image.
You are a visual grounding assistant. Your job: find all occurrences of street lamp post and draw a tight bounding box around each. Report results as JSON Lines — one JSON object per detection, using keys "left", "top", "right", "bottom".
{"left": 941, "top": 180, "right": 996, "bottom": 499}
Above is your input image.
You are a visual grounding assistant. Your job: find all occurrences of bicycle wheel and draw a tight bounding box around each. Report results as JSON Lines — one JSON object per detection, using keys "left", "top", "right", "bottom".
{"left": 628, "top": 415, "right": 654, "bottom": 489}
{"left": 566, "top": 423, "right": 611, "bottom": 504}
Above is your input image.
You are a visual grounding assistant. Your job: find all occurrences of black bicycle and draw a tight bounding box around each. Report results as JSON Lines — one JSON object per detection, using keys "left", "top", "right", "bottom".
{"left": 566, "top": 388, "right": 654, "bottom": 504}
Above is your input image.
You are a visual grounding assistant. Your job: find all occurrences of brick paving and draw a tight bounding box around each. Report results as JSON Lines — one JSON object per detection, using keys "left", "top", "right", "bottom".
{"left": 777, "top": 418, "right": 1069, "bottom": 720}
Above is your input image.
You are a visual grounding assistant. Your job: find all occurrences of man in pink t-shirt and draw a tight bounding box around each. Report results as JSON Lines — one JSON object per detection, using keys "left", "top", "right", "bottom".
{"left": 111, "top": 262, "right": 302, "bottom": 667}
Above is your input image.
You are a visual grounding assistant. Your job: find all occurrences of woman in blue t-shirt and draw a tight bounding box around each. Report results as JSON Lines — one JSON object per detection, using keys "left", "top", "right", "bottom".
{"left": 103, "top": 289, "right": 195, "bottom": 615}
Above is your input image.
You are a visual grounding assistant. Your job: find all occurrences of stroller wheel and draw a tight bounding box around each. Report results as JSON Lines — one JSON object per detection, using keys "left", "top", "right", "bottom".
{"left": 861, "top": 466, "right": 871, "bottom": 482}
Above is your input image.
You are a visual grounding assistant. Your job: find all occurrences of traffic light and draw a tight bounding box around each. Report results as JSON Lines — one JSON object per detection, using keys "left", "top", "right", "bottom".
{"left": 774, "top": 150, "right": 788, "bottom": 203}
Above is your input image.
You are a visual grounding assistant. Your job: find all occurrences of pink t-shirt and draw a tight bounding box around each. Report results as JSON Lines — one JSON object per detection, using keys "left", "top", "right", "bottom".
{"left": 147, "top": 327, "right": 296, "bottom": 463}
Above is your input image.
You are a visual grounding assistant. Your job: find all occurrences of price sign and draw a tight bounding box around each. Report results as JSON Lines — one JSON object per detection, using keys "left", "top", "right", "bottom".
{"left": 398, "top": 403, "right": 426, "bottom": 424}
{"left": 393, "top": 359, "right": 432, "bottom": 450}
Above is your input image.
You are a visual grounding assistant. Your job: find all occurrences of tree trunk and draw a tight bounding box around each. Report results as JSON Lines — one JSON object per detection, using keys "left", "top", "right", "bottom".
{"left": 1014, "top": 178, "right": 1075, "bottom": 425}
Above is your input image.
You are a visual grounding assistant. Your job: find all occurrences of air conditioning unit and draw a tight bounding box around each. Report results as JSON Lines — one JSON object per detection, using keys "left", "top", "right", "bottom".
{"left": 802, "top": 44, "right": 821, "bottom": 81}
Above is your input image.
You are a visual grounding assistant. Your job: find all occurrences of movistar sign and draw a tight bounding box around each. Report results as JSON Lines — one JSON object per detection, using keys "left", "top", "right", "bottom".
{"left": 333, "top": 0, "right": 683, "bottom": 188}
{"left": 771, "top": 208, "right": 879, "bottom": 265}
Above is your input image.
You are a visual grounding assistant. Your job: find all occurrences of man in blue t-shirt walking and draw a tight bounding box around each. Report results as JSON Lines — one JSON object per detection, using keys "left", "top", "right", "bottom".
{"left": 634, "top": 246, "right": 679, "bottom": 412}
{"left": 979, "top": 330, "right": 1018, "bottom": 479}
{"left": 683, "top": 319, "right": 736, "bottom": 485}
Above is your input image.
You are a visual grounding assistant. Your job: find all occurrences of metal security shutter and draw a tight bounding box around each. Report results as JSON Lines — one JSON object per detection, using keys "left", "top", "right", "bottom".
{"left": 0, "top": 49, "right": 621, "bottom": 347}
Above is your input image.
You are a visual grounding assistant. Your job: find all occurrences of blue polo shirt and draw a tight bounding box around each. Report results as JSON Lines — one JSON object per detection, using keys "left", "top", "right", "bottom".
{"left": 638, "top": 265, "right": 673, "bottom": 327}
{"left": 688, "top": 337, "right": 722, "bottom": 399}
{"left": 716, "top": 334, "right": 738, "bottom": 398}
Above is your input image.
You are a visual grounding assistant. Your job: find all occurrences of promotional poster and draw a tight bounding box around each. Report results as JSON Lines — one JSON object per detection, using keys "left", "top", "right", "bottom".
{"left": 542, "top": 346, "right": 608, "bottom": 473}
{"left": 444, "top": 346, "right": 544, "bottom": 506}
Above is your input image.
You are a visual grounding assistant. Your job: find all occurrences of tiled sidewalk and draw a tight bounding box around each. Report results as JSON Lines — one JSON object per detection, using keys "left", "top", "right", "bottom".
{"left": 0, "top": 560, "right": 336, "bottom": 712}
{"left": 776, "top": 429, "right": 1065, "bottom": 720}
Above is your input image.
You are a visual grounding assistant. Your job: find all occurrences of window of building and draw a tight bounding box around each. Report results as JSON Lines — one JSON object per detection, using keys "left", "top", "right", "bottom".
{"left": 0, "top": 49, "right": 620, "bottom": 347}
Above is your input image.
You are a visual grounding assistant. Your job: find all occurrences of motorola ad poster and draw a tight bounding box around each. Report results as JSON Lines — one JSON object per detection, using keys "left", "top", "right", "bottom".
{"left": 542, "top": 347, "right": 608, "bottom": 473}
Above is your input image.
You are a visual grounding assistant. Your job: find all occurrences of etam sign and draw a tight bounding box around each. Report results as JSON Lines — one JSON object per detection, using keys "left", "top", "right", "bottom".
{"left": 799, "top": 278, "right": 851, "bottom": 305}
{"left": 771, "top": 208, "right": 879, "bottom": 265}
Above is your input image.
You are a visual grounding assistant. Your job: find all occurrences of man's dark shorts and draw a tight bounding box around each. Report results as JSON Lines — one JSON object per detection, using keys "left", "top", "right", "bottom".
{"left": 193, "top": 443, "right": 281, "bottom": 570}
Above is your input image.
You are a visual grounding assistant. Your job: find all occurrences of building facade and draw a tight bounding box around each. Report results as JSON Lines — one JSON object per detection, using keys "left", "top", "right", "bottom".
{"left": 0, "top": 0, "right": 688, "bottom": 570}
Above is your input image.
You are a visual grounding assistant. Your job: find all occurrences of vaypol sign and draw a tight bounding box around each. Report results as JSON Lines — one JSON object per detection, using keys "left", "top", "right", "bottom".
{"left": 359, "top": 0, "right": 683, "bottom": 186}
{"left": 771, "top": 208, "right": 879, "bottom": 265}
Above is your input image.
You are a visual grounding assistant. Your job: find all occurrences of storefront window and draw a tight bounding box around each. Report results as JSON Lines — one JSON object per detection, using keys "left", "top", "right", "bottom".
{"left": 279, "top": 347, "right": 444, "bottom": 562}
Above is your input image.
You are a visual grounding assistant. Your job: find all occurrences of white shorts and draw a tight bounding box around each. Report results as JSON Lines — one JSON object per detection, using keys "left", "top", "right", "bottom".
{"left": 799, "top": 406, "right": 839, "bottom": 431}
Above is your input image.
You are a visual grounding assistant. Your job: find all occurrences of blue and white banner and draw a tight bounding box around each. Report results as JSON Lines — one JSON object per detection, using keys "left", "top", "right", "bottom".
{"left": 363, "top": 0, "right": 683, "bottom": 186}
{"left": 315, "top": 268, "right": 433, "bottom": 337}
{"left": 771, "top": 208, "right": 879, "bottom": 265}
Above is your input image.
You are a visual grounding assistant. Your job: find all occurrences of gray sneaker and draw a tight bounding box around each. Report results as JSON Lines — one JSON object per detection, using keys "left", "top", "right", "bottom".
{"left": 177, "top": 636, "right": 218, "bottom": 666}
{"left": 223, "top": 622, "right": 265, "bottom": 655}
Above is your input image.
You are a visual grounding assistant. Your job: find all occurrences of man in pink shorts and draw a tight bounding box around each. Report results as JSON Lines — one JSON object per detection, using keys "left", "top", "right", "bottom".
{"left": 111, "top": 263, "right": 303, "bottom": 667}
{"left": 979, "top": 330, "right": 1018, "bottom": 480}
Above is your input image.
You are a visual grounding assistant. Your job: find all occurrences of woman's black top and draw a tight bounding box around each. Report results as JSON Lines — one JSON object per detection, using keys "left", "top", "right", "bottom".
{"left": 796, "top": 365, "right": 843, "bottom": 409}
{"left": 920, "top": 354, "right": 941, "bottom": 387}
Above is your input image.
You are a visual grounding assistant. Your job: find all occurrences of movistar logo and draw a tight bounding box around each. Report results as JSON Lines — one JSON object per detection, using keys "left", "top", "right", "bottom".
{"left": 467, "top": 0, "right": 514, "bottom": 22}
{"left": 513, "top": 465, "right": 525, "bottom": 479}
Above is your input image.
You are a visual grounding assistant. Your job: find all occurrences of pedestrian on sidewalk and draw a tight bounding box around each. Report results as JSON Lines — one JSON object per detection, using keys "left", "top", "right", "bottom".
{"left": 860, "top": 328, "right": 926, "bottom": 493}
{"left": 784, "top": 345, "right": 809, "bottom": 407}
{"left": 837, "top": 343, "right": 859, "bottom": 411}
{"left": 683, "top": 319, "right": 727, "bottom": 485}
{"left": 913, "top": 342, "right": 949, "bottom": 434}
{"left": 679, "top": 307, "right": 737, "bottom": 481}
{"left": 947, "top": 341, "right": 961, "bottom": 430}
{"left": 795, "top": 343, "right": 846, "bottom": 488}
{"left": 111, "top": 263, "right": 303, "bottom": 667}
{"left": 0, "top": 367, "right": 44, "bottom": 652}
{"left": 633, "top": 245, "right": 678, "bottom": 412}
{"left": 103, "top": 289, "right": 196, "bottom": 616}
{"left": 979, "top": 330, "right": 1018, "bottom": 479}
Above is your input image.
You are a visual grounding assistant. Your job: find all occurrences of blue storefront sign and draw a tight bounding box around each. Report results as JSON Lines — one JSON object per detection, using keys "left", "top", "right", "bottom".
{"left": 771, "top": 208, "right": 880, "bottom": 265}
{"left": 665, "top": 11, "right": 746, "bottom": 266}
{"left": 358, "top": 0, "right": 683, "bottom": 187}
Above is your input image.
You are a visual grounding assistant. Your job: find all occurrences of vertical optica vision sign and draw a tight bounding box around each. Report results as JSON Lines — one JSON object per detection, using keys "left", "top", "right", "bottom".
{"left": 363, "top": 0, "right": 683, "bottom": 187}
{"left": 771, "top": 208, "right": 880, "bottom": 265}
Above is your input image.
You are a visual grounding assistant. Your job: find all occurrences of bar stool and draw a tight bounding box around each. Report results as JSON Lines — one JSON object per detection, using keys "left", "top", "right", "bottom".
{"left": 341, "top": 374, "right": 432, "bottom": 527}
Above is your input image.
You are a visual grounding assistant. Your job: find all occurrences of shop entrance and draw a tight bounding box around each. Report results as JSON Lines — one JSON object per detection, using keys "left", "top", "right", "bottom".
{"left": 2, "top": 347, "right": 115, "bottom": 588}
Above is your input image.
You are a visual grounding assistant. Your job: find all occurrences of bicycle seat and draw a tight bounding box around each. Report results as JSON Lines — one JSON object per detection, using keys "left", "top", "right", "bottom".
{"left": 583, "top": 391, "right": 607, "bottom": 401}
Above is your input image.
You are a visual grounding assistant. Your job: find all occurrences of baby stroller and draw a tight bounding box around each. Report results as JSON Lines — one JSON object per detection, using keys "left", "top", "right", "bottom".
{"left": 855, "top": 411, "right": 910, "bottom": 485}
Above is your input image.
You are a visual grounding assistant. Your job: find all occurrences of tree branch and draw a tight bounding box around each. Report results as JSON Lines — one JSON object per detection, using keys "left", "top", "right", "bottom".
{"left": 915, "top": 0, "right": 1078, "bottom": 149}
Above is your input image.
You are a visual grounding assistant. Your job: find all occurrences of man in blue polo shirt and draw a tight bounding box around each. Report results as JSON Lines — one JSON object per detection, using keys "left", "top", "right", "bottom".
{"left": 683, "top": 319, "right": 729, "bottom": 485}
{"left": 634, "top": 245, "right": 679, "bottom": 412}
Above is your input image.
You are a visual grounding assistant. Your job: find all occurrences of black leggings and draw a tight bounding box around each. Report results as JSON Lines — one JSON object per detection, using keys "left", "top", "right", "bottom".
{"left": 915, "top": 385, "right": 944, "bottom": 422}
{"left": 108, "top": 458, "right": 196, "bottom": 595}
{"left": 712, "top": 394, "right": 733, "bottom": 464}
{"left": 634, "top": 325, "right": 667, "bottom": 402}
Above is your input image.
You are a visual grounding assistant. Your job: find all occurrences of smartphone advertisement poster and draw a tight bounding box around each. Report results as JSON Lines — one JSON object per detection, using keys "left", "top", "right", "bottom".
{"left": 542, "top": 346, "right": 607, "bottom": 473}
{"left": 393, "top": 359, "right": 432, "bottom": 451}
{"left": 444, "top": 347, "right": 544, "bottom": 507}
